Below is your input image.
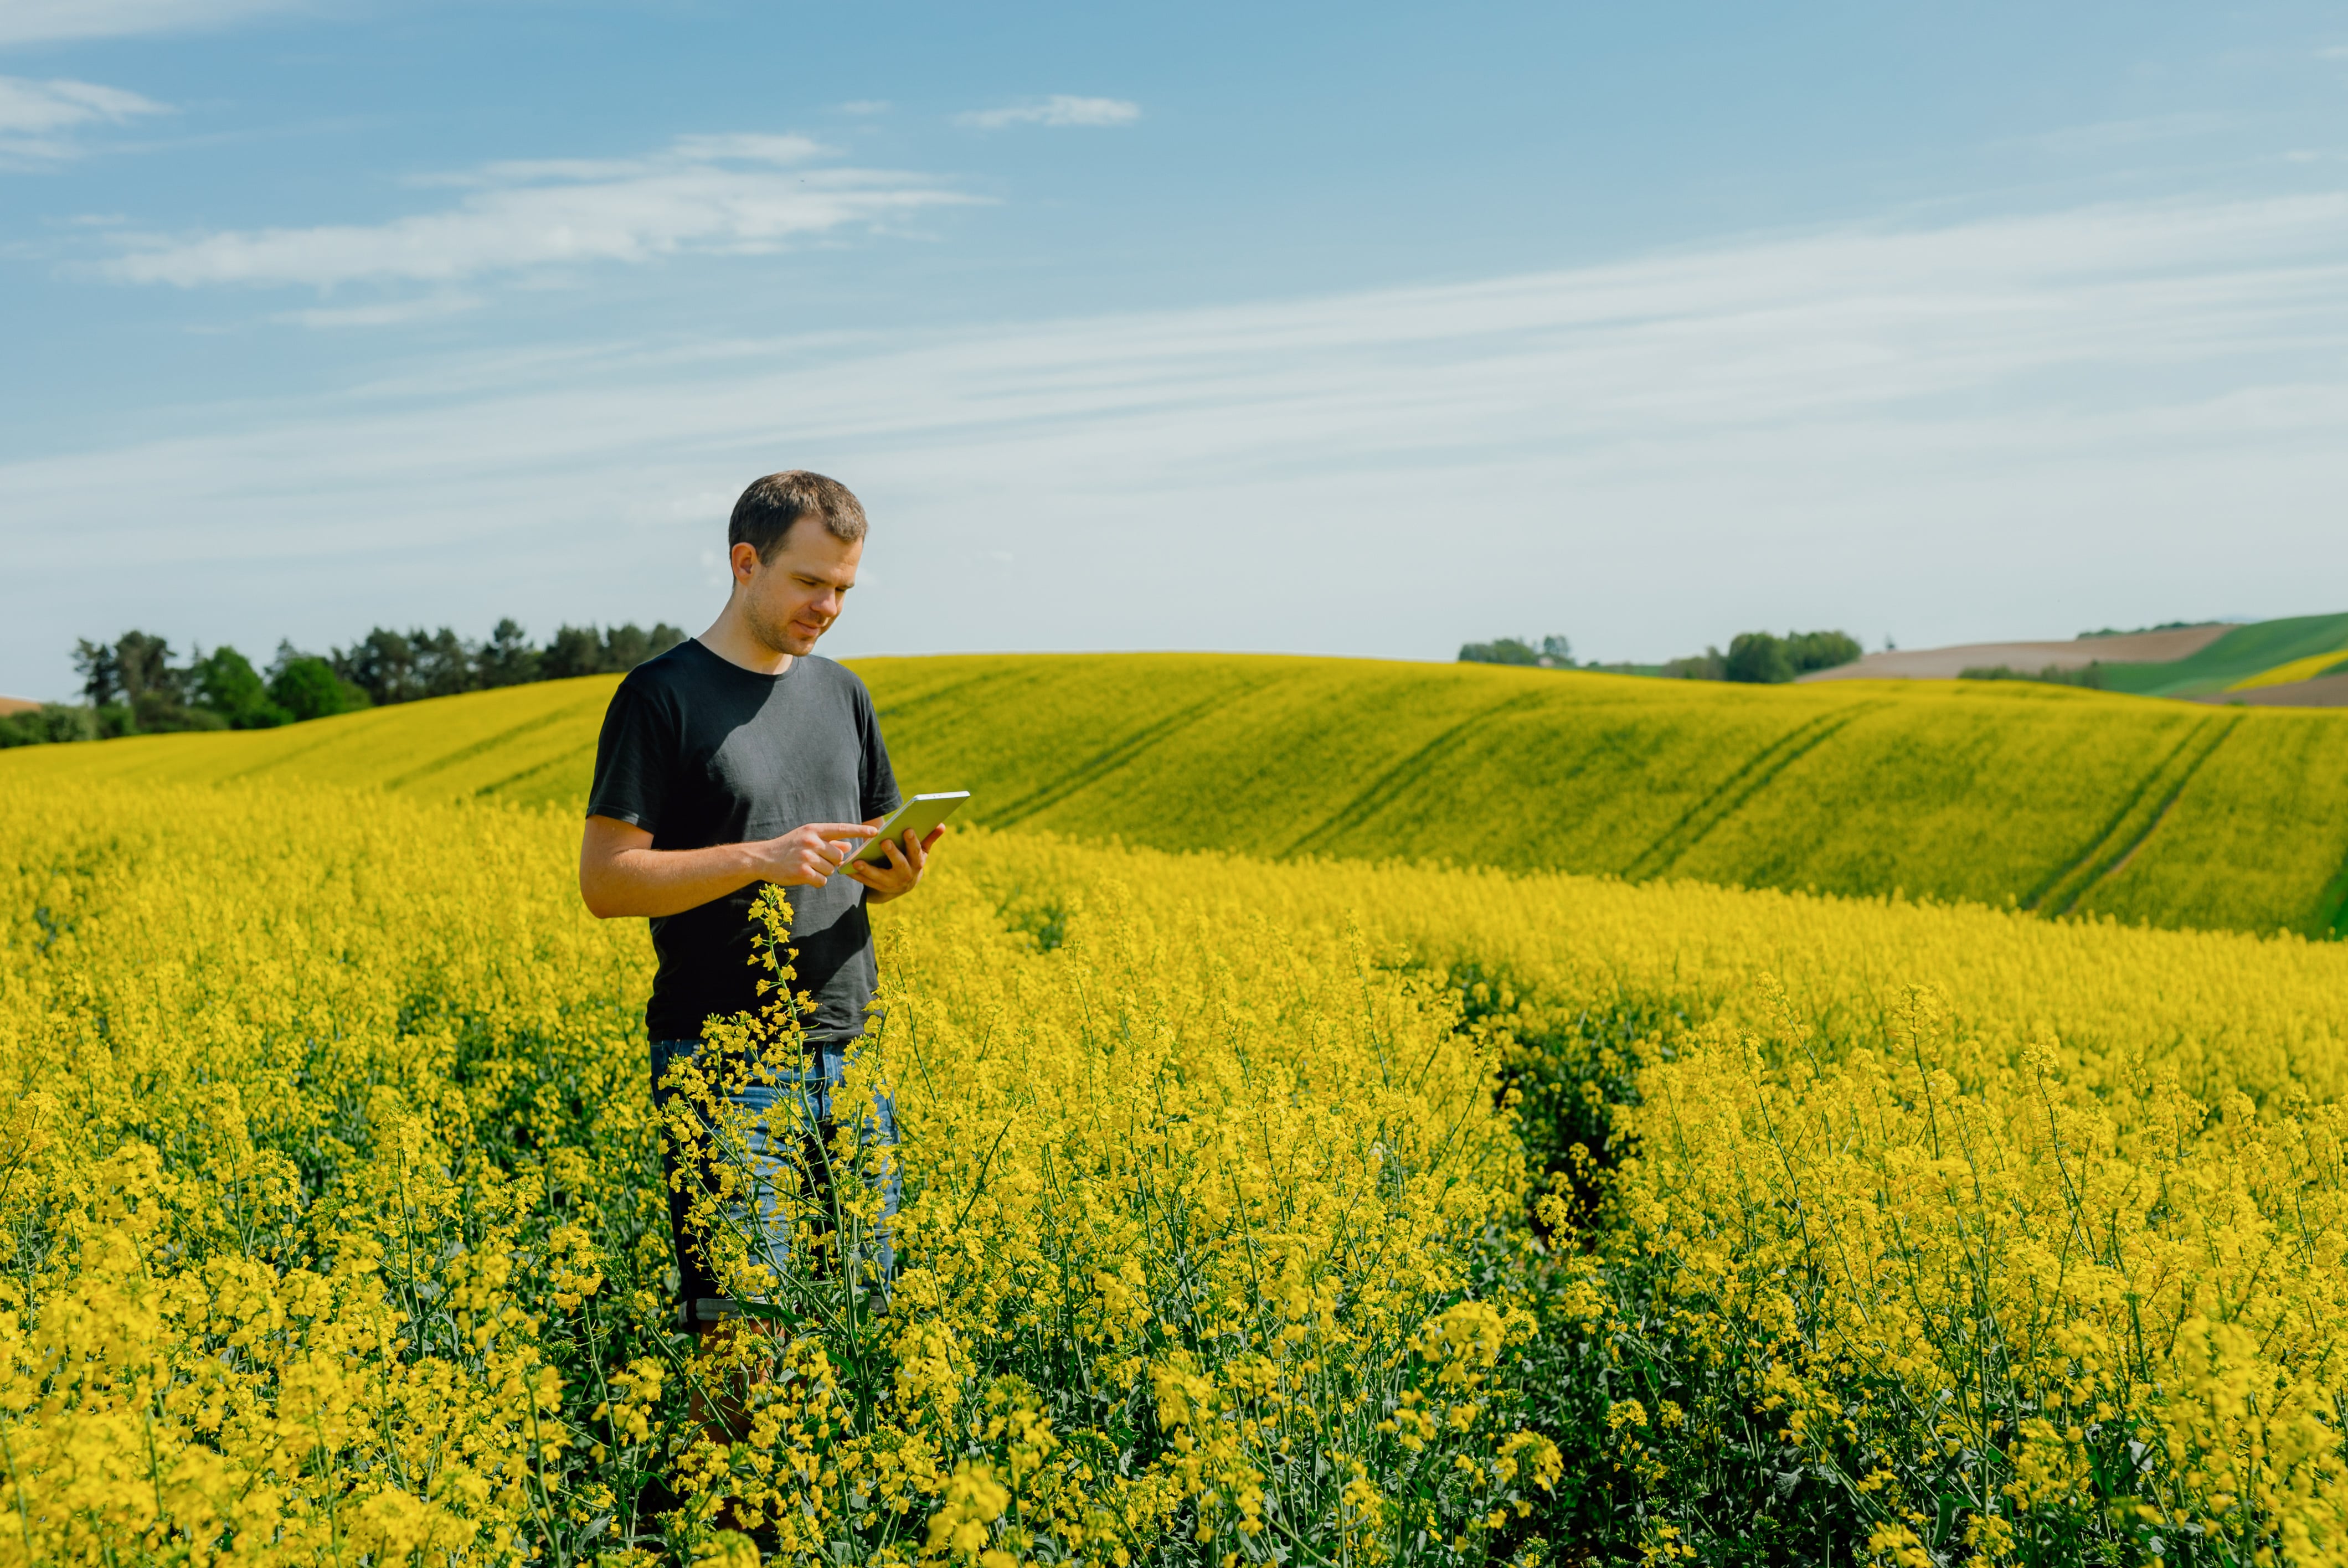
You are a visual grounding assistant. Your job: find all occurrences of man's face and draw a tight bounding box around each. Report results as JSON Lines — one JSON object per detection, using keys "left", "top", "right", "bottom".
{"left": 734, "top": 520, "right": 862, "bottom": 657}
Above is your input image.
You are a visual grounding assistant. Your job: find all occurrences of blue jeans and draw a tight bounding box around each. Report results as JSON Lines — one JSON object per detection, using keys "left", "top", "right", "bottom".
{"left": 651, "top": 1035, "right": 900, "bottom": 1326}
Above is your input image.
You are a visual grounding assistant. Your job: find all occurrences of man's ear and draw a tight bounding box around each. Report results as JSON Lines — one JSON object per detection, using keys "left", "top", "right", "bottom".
{"left": 730, "top": 541, "right": 762, "bottom": 582}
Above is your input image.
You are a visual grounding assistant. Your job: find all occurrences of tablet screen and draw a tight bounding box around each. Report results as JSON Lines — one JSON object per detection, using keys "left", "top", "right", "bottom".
{"left": 842, "top": 791, "right": 971, "bottom": 867}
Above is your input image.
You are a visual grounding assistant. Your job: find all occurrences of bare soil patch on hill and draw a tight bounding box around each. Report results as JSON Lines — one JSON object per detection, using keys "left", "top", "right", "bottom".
{"left": 0, "top": 697, "right": 38, "bottom": 717}
{"left": 1799, "top": 624, "right": 2231, "bottom": 682}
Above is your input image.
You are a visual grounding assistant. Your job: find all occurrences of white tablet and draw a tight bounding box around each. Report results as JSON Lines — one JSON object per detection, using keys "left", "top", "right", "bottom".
{"left": 842, "top": 791, "right": 971, "bottom": 868}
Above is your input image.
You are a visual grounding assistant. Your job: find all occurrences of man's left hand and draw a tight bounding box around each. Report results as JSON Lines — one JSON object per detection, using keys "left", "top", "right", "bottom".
{"left": 843, "top": 821, "right": 945, "bottom": 902}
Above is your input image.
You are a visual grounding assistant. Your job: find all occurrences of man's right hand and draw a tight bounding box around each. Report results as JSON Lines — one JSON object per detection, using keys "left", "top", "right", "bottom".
{"left": 580, "top": 814, "right": 877, "bottom": 919}
{"left": 754, "top": 823, "right": 879, "bottom": 888}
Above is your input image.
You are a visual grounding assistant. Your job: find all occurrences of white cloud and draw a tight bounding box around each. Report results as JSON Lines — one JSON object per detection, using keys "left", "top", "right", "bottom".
{"left": 663, "top": 133, "right": 827, "bottom": 167}
{"left": 838, "top": 100, "right": 890, "bottom": 116}
{"left": 100, "top": 133, "right": 977, "bottom": 289}
{"left": 274, "top": 293, "right": 480, "bottom": 328}
{"left": 0, "top": 76, "right": 158, "bottom": 133}
{"left": 5, "top": 190, "right": 2348, "bottom": 691}
{"left": 2022, "top": 112, "right": 2226, "bottom": 157}
{"left": 0, "top": 75, "right": 166, "bottom": 159}
{"left": 957, "top": 95, "right": 1140, "bottom": 131}
{"left": 0, "top": 0, "right": 302, "bottom": 45}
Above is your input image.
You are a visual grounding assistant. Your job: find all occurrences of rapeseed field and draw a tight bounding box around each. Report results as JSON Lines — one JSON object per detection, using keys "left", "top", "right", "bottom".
{"left": 0, "top": 780, "right": 1547, "bottom": 1564}
{"left": 13, "top": 654, "right": 2347, "bottom": 938}
{"left": 9, "top": 754, "right": 2348, "bottom": 1562}
{"left": 2233, "top": 651, "right": 2348, "bottom": 694}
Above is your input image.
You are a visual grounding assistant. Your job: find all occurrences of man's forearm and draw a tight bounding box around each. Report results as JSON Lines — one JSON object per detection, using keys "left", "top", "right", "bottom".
{"left": 581, "top": 814, "right": 879, "bottom": 919}
{"left": 581, "top": 840, "right": 773, "bottom": 919}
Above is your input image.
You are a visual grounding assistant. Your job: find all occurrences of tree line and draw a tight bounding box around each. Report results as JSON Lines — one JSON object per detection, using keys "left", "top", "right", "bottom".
{"left": 1458, "top": 635, "right": 1578, "bottom": 668}
{"left": 1, "top": 619, "right": 684, "bottom": 749}
{"left": 1459, "top": 628, "right": 1862, "bottom": 683}
{"left": 1959, "top": 663, "right": 2106, "bottom": 689}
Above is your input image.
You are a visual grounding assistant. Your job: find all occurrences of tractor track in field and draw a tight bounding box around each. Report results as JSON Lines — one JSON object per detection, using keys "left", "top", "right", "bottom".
{"left": 473, "top": 744, "right": 597, "bottom": 801}
{"left": 214, "top": 712, "right": 399, "bottom": 783}
{"left": 1624, "top": 701, "right": 1886, "bottom": 882}
{"left": 985, "top": 679, "right": 1285, "bottom": 829}
{"left": 2018, "top": 720, "right": 2216, "bottom": 912}
{"left": 383, "top": 696, "right": 608, "bottom": 793}
{"left": 2027, "top": 713, "right": 2242, "bottom": 919}
{"left": 870, "top": 663, "right": 1050, "bottom": 726}
{"left": 1273, "top": 689, "right": 1551, "bottom": 859}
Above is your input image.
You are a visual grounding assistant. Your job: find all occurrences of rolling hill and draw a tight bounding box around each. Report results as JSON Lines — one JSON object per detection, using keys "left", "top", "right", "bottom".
{"left": 1796, "top": 612, "right": 2348, "bottom": 699}
{"left": 1799, "top": 623, "right": 2230, "bottom": 680}
{"left": 2101, "top": 611, "right": 2348, "bottom": 698}
{"left": 8, "top": 652, "right": 2347, "bottom": 938}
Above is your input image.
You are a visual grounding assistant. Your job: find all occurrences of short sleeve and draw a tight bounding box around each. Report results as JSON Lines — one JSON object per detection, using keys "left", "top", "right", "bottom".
{"left": 586, "top": 680, "right": 674, "bottom": 832}
{"left": 857, "top": 683, "right": 901, "bottom": 821}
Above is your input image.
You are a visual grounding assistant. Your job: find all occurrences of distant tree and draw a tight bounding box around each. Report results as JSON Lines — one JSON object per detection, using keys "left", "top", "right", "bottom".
{"left": 542, "top": 625, "right": 607, "bottom": 680}
{"left": 410, "top": 627, "right": 477, "bottom": 700}
{"left": 73, "top": 630, "right": 186, "bottom": 715}
{"left": 337, "top": 628, "right": 421, "bottom": 706}
{"left": 0, "top": 704, "right": 97, "bottom": 749}
{"left": 1960, "top": 663, "right": 2106, "bottom": 689}
{"left": 1461, "top": 634, "right": 1577, "bottom": 668}
{"left": 616, "top": 621, "right": 686, "bottom": 668}
{"left": 1661, "top": 646, "right": 1726, "bottom": 680}
{"left": 132, "top": 697, "right": 226, "bottom": 734}
{"left": 1459, "top": 638, "right": 1539, "bottom": 666}
{"left": 73, "top": 638, "right": 123, "bottom": 706}
{"left": 68, "top": 631, "right": 220, "bottom": 733}
{"left": 1724, "top": 632, "right": 1795, "bottom": 684}
{"left": 64, "top": 614, "right": 682, "bottom": 733}
{"left": 1783, "top": 630, "right": 1862, "bottom": 674}
{"left": 190, "top": 646, "right": 290, "bottom": 729}
{"left": 476, "top": 619, "right": 540, "bottom": 687}
{"left": 115, "top": 631, "right": 181, "bottom": 705}
{"left": 602, "top": 623, "right": 655, "bottom": 672}
{"left": 47, "top": 704, "right": 101, "bottom": 742}
{"left": 1654, "top": 630, "right": 1860, "bottom": 683}
{"left": 2079, "top": 620, "right": 2200, "bottom": 639}
{"left": 269, "top": 647, "right": 371, "bottom": 723}
{"left": 533, "top": 622, "right": 686, "bottom": 679}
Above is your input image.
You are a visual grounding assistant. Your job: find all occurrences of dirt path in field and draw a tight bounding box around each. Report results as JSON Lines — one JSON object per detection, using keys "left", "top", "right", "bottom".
{"left": 1798, "top": 624, "right": 2231, "bottom": 682}
{"left": 2194, "top": 672, "right": 2348, "bottom": 708}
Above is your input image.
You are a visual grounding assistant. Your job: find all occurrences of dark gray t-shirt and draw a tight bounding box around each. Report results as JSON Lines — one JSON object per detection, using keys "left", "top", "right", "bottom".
{"left": 586, "top": 639, "right": 901, "bottom": 1043}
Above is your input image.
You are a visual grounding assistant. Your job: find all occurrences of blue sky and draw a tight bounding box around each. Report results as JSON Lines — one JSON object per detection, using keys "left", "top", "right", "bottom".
{"left": 4, "top": 1, "right": 2346, "bottom": 699}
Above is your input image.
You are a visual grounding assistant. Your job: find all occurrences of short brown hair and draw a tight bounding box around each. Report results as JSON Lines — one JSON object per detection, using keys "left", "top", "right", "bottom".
{"left": 728, "top": 471, "right": 868, "bottom": 563}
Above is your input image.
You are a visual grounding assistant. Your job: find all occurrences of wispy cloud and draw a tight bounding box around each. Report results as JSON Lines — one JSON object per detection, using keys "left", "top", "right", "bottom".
{"left": 2022, "top": 112, "right": 2227, "bottom": 157}
{"left": 274, "top": 293, "right": 481, "bottom": 329}
{"left": 0, "top": 0, "right": 303, "bottom": 45}
{"left": 0, "top": 75, "right": 166, "bottom": 161}
{"left": 100, "top": 133, "right": 977, "bottom": 290}
{"left": 956, "top": 95, "right": 1140, "bottom": 131}
{"left": 8, "top": 190, "right": 2347, "bottom": 687}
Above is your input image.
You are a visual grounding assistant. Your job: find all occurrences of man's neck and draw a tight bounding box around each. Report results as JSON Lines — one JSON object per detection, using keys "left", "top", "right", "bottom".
{"left": 698, "top": 607, "right": 794, "bottom": 676}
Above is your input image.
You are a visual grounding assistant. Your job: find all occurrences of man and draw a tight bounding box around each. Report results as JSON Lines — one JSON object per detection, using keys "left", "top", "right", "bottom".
{"left": 579, "top": 469, "right": 940, "bottom": 1333}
